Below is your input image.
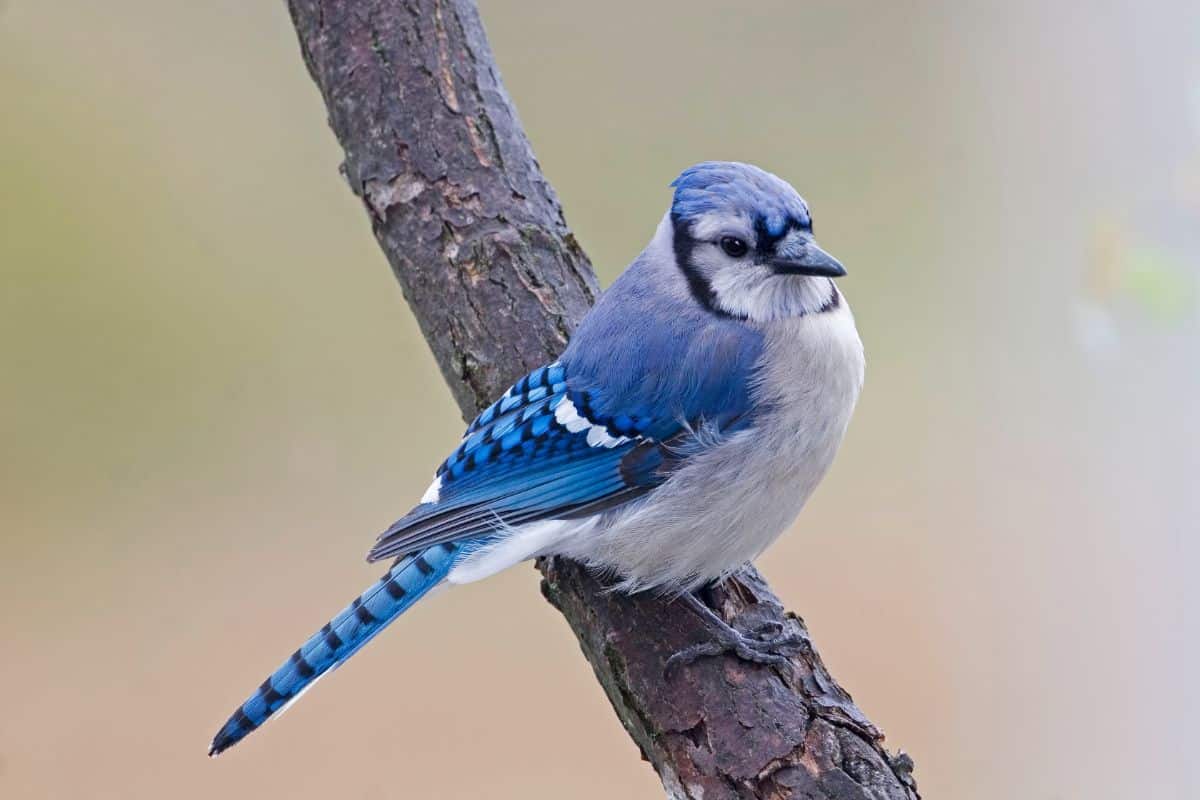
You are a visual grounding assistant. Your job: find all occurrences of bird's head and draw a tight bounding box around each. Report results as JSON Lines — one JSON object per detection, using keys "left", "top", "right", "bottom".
{"left": 669, "top": 161, "right": 844, "bottom": 322}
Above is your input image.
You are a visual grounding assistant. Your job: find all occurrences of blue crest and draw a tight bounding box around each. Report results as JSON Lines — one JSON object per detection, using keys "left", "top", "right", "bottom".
{"left": 670, "top": 161, "right": 811, "bottom": 237}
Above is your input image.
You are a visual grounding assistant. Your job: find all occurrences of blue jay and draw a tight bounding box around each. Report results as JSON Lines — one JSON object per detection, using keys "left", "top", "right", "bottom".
{"left": 210, "top": 161, "right": 864, "bottom": 755}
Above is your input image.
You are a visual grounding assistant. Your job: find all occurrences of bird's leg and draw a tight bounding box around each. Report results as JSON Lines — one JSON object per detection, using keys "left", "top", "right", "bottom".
{"left": 664, "top": 590, "right": 807, "bottom": 676}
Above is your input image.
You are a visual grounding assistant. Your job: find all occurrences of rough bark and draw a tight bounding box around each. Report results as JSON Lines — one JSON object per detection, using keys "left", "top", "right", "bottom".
{"left": 285, "top": 2, "right": 919, "bottom": 797}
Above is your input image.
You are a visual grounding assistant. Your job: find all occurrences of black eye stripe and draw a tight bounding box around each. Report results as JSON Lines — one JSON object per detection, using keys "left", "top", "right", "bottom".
{"left": 670, "top": 213, "right": 746, "bottom": 320}
{"left": 751, "top": 214, "right": 813, "bottom": 258}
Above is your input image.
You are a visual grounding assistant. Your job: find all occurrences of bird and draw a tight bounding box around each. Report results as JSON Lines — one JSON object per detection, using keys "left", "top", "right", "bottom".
{"left": 209, "top": 161, "right": 865, "bottom": 756}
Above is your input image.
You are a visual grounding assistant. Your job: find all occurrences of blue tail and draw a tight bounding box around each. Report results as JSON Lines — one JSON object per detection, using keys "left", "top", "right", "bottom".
{"left": 209, "top": 543, "right": 461, "bottom": 756}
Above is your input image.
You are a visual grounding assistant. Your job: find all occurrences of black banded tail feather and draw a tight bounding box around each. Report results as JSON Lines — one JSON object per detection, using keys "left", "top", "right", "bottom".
{"left": 208, "top": 543, "right": 463, "bottom": 756}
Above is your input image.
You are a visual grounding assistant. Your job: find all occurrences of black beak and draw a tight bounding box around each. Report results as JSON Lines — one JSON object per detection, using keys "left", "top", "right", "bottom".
{"left": 768, "top": 240, "right": 847, "bottom": 278}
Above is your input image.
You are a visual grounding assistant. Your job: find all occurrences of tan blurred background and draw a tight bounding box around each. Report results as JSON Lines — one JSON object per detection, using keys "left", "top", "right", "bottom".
{"left": 2, "top": 1, "right": 1198, "bottom": 798}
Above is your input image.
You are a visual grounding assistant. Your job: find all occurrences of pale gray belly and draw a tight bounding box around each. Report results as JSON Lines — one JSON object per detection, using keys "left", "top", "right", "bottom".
{"left": 555, "top": 304, "right": 864, "bottom": 593}
{"left": 557, "top": 409, "right": 843, "bottom": 592}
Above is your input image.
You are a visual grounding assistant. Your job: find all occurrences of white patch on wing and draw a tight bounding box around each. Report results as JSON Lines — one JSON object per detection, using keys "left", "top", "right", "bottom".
{"left": 554, "top": 396, "right": 631, "bottom": 448}
{"left": 586, "top": 426, "right": 629, "bottom": 448}
{"left": 553, "top": 396, "right": 591, "bottom": 433}
{"left": 446, "top": 518, "right": 594, "bottom": 584}
{"left": 420, "top": 475, "right": 441, "bottom": 504}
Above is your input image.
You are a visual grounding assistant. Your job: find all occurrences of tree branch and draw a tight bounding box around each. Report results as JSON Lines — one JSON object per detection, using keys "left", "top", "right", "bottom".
{"left": 285, "top": 2, "right": 919, "bottom": 797}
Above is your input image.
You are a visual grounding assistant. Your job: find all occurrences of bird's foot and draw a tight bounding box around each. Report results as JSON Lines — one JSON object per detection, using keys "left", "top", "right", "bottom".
{"left": 665, "top": 625, "right": 806, "bottom": 676}
{"left": 665, "top": 592, "right": 806, "bottom": 677}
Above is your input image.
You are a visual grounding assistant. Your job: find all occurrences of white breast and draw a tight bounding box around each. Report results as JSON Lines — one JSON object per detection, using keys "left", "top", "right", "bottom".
{"left": 556, "top": 295, "right": 865, "bottom": 593}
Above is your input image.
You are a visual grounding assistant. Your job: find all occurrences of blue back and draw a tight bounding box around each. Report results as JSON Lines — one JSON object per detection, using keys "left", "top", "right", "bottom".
{"left": 561, "top": 249, "right": 765, "bottom": 438}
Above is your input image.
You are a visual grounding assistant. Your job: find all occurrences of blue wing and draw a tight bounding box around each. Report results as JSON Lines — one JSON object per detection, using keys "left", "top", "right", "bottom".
{"left": 368, "top": 270, "right": 766, "bottom": 564}
{"left": 366, "top": 363, "right": 681, "bottom": 562}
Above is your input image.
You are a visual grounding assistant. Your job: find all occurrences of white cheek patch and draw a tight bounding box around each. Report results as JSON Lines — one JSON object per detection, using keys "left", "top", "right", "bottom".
{"left": 554, "top": 396, "right": 632, "bottom": 448}
{"left": 710, "top": 268, "right": 837, "bottom": 323}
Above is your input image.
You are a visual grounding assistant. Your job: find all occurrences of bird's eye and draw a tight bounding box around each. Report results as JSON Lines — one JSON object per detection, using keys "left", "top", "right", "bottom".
{"left": 719, "top": 237, "right": 748, "bottom": 258}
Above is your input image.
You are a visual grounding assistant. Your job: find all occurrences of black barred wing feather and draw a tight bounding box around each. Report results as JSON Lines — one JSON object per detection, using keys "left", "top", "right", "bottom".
{"left": 366, "top": 363, "right": 678, "bottom": 563}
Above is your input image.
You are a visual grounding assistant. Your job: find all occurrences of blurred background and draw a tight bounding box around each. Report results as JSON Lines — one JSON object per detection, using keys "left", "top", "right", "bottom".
{"left": 2, "top": 1, "right": 1198, "bottom": 798}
